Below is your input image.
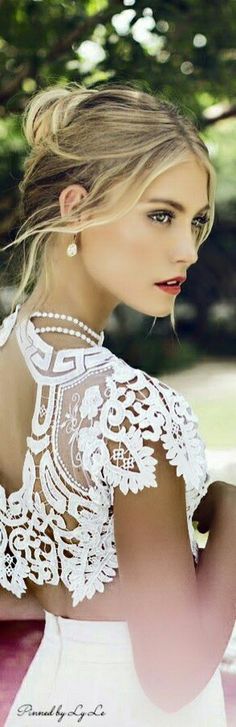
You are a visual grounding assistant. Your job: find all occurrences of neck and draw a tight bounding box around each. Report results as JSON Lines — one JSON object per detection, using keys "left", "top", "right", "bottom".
{"left": 19, "top": 282, "right": 117, "bottom": 336}
{"left": 18, "top": 237, "right": 122, "bottom": 333}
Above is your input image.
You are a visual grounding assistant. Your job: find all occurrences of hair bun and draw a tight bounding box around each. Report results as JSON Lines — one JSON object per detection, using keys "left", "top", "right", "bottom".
{"left": 22, "top": 86, "right": 72, "bottom": 147}
{"left": 22, "top": 83, "right": 94, "bottom": 148}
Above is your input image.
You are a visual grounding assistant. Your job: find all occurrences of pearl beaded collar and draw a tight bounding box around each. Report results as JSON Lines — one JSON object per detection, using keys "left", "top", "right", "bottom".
{"left": 31, "top": 310, "right": 105, "bottom": 347}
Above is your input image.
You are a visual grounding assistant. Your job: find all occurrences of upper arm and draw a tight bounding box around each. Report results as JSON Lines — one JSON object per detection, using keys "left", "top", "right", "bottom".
{"left": 67, "top": 361, "right": 208, "bottom": 710}
{"left": 112, "top": 436, "right": 204, "bottom": 712}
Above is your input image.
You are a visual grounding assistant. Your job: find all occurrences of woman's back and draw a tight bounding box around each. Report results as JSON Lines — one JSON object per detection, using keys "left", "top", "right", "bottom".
{"left": 0, "top": 303, "right": 206, "bottom": 629}
{"left": 0, "top": 304, "right": 127, "bottom": 620}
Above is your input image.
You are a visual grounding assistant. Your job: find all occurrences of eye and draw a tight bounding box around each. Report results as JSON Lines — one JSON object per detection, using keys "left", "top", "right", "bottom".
{"left": 147, "top": 210, "right": 210, "bottom": 233}
{"left": 192, "top": 214, "right": 210, "bottom": 229}
{"left": 147, "top": 210, "right": 175, "bottom": 224}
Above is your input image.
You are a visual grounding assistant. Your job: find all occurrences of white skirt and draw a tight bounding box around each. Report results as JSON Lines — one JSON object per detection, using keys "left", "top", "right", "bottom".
{"left": 4, "top": 609, "right": 227, "bottom": 727}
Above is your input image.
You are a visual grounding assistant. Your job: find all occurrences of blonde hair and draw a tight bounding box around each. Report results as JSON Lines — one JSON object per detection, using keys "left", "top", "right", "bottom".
{"left": 2, "top": 81, "right": 216, "bottom": 330}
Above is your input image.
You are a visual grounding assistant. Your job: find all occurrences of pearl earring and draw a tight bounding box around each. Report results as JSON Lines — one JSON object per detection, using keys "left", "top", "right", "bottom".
{"left": 66, "top": 234, "right": 78, "bottom": 257}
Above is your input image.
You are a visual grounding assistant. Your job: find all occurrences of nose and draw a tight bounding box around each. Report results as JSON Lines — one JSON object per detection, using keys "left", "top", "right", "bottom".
{"left": 172, "top": 233, "right": 198, "bottom": 266}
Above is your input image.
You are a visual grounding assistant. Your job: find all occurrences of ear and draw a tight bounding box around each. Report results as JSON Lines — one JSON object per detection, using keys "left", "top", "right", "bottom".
{"left": 59, "top": 184, "right": 88, "bottom": 219}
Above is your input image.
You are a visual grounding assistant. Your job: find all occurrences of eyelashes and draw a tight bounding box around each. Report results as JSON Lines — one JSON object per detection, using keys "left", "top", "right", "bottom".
{"left": 147, "top": 210, "right": 210, "bottom": 230}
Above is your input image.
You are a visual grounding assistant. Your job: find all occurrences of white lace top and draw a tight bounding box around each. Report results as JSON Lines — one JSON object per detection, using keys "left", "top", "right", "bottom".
{"left": 0, "top": 305, "right": 209, "bottom": 607}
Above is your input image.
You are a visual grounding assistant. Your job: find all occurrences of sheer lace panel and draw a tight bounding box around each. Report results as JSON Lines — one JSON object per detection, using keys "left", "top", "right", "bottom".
{"left": 0, "top": 311, "right": 210, "bottom": 606}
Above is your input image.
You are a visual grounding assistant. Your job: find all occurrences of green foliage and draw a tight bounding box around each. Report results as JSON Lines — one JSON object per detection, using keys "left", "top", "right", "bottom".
{"left": 105, "top": 332, "right": 200, "bottom": 377}
{"left": 0, "top": 0, "right": 236, "bottom": 361}
{"left": 204, "top": 119, "right": 236, "bottom": 208}
{"left": 1, "top": 0, "right": 235, "bottom": 193}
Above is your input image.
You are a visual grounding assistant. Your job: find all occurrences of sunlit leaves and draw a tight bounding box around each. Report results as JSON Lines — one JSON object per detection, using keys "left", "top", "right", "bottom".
{"left": 204, "top": 119, "right": 236, "bottom": 207}
{"left": 193, "top": 33, "right": 207, "bottom": 48}
{"left": 75, "top": 40, "right": 106, "bottom": 74}
{"left": 111, "top": 9, "right": 136, "bottom": 36}
{"left": 21, "top": 78, "right": 37, "bottom": 93}
{"left": 85, "top": 0, "right": 108, "bottom": 17}
{"left": 0, "top": 0, "right": 236, "bottom": 249}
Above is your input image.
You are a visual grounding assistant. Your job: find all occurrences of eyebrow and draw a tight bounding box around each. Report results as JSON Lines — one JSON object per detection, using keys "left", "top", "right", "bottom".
{"left": 140, "top": 198, "right": 210, "bottom": 213}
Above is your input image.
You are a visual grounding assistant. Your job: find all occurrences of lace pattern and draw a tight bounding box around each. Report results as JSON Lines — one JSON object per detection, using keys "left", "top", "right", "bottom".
{"left": 0, "top": 308, "right": 209, "bottom": 605}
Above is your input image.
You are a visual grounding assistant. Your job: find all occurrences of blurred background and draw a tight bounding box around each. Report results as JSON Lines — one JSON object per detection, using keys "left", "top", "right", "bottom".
{"left": 0, "top": 0, "right": 236, "bottom": 471}
{"left": 0, "top": 0, "right": 235, "bottom": 724}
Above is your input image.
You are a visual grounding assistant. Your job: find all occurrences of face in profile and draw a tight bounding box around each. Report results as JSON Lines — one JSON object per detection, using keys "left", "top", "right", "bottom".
{"left": 77, "top": 156, "right": 210, "bottom": 319}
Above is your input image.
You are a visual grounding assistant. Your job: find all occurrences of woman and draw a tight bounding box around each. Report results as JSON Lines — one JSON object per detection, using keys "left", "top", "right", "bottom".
{"left": 1, "top": 82, "right": 236, "bottom": 726}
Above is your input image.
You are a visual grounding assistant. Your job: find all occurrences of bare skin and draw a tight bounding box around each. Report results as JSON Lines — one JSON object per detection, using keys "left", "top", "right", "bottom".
{"left": 0, "top": 156, "right": 215, "bottom": 620}
{"left": 1, "top": 154, "right": 235, "bottom": 714}
{"left": 19, "top": 156, "right": 209, "bottom": 332}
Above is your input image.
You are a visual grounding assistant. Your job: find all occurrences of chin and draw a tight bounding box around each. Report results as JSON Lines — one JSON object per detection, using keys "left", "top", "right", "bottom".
{"left": 151, "top": 302, "right": 174, "bottom": 317}
{"left": 158, "top": 306, "right": 174, "bottom": 318}
{"left": 127, "top": 296, "right": 174, "bottom": 318}
{"left": 134, "top": 304, "right": 173, "bottom": 318}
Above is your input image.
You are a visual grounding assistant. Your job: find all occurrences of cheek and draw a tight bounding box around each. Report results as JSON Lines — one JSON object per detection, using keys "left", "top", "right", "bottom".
{"left": 82, "top": 223, "right": 149, "bottom": 281}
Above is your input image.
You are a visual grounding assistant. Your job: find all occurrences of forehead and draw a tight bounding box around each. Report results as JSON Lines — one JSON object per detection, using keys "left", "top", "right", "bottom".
{"left": 141, "top": 159, "right": 208, "bottom": 205}
{"left": 143, "top": 158, "right": 208, "bottom": 196}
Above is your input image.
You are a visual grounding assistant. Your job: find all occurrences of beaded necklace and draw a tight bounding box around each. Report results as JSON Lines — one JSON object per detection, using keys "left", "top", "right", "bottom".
{"left": 31, "top": 310, "right": 104, "bottom": 347}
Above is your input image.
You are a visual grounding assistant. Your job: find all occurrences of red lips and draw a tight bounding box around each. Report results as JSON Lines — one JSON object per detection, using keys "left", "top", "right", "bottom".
{"left": 154, "top": 276, "right": 187, "bottom": 297}
{"left": 155, "top": 276, "right": 186, "bottom": 284}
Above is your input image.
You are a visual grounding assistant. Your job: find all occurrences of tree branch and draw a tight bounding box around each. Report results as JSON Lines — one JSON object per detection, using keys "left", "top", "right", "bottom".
{"left": 0, "top": 2, "right": 120, "bottom": 107}
{"left": 0, "top": 63, "right": 31, "bottom": 104}
{"left": 47, "top": 3, "right": 118, "bottom": 62}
